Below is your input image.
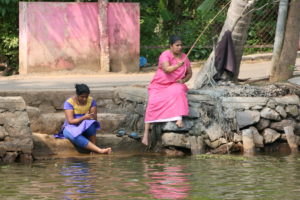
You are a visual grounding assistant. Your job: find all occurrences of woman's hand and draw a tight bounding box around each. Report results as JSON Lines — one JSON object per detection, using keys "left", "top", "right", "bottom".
{"left": 83, "top": 113, "right": 95, "bottom": 120}
{"left": 176, "top": 79, "right": 185, "bottom": 84}
{"left": 177, "top": 60, "right": 184, "bottom": 68}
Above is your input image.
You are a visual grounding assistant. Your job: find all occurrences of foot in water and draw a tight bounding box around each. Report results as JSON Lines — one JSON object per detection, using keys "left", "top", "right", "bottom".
{"left": 176, "top": 120, "right": 184, "bottom": 128}
{"left": 99, "top": 148, "right": 112, "bottom": 154}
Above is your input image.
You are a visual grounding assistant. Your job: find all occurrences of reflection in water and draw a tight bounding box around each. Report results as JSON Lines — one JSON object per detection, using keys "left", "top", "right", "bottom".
{"left": 144, "top": 162, "right": 191, "bottom": 199}
{"left": 60, "top": 161, "right": 96, "bottom": 199}
{"left": 2, "top": 154, "right": 300, "bottom": 199}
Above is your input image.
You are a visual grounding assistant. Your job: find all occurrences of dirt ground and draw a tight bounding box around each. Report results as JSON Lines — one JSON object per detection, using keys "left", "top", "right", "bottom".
{"left": 0, "top": 57, "right": 299, "bottom": 91}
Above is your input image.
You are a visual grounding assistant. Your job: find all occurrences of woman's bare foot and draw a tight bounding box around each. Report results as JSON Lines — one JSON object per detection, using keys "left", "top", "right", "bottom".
{"left": 176, "top": 120, "right": 184, "bottom": 128}
{"left": 99, "top": 148, "right": 112, "bottom": 154}
{"left": 142, "top": 134, "right": 148, "bottom": 146}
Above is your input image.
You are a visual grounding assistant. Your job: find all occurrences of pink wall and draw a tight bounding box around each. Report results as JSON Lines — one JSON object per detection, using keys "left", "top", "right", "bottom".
{"left": 107, "top": 3, "right": 140, "bottom": 72}
{"left": 19, "top": 2, "right": 140, "bottom": 74}
{"left": 20, "top": 2, "right": 101, "bottom": 73}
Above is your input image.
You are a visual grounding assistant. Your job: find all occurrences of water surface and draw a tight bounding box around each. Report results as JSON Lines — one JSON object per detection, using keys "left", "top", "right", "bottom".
{"left": 1, "top": 153, "right": 300, "bottom": 200}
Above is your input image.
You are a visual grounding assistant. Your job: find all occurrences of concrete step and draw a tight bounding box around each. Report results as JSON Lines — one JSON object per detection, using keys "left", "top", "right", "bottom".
{"left": 32, "top": 132, "right": 144, "bottom": 159}
{"left": 29, "top": 112, "right": 128, "bottom": 135}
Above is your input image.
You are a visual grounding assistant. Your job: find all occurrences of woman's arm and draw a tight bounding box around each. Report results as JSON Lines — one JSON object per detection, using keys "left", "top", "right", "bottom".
{"left": 89, "top": 106, "right": 97, "bottom": 120}
{"left": 178, "top": 66, "right": 193, "bottom": 83}
{"left": 64, "top": 109, "right": 93, "bottom": 125}
{"left": 162, "top": 60, "right": 184, "bottom": 73}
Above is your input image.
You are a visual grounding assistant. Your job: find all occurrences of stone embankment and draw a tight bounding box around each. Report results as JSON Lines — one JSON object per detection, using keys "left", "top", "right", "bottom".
{"left": 1, "top": 83, "right": 300, "bottom": 161}
{"left": 0, "top": 97, "right": 33, "bottom": 163}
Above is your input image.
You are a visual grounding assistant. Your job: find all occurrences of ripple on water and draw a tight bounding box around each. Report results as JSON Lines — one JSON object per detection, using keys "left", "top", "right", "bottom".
{"left": 0, "top": 154, "right": 300, "bottom": 199}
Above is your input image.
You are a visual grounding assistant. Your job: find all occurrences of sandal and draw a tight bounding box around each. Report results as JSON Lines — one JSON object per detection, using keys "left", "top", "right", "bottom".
{"left": 128, "top": 132, "right": 141, "bottom": 140}
{"left": 116, "top": 129, "right": 126, "bottom": 137}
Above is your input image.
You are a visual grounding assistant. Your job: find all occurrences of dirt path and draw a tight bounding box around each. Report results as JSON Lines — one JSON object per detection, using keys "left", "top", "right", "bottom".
{"left": 0, "top": 58, "right": 299, "bottom": 91}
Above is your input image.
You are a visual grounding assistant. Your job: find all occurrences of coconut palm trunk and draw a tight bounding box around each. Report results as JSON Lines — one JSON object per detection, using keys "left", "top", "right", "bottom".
{"left": 194, "top": 0, "right": 257, "bottom": 89}
{"left": 269, "top": 0, "right": 300, "bottom": 82}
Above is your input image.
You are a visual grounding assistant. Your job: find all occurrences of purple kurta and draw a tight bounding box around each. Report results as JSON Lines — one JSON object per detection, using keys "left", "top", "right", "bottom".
{"left": 63, "top": 97, "right": 100, "bottom": 137}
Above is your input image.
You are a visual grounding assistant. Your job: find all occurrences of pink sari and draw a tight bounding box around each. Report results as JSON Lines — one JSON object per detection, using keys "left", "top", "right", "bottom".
{"left": 145, "top": 50, "right": 190, "bottom": 123}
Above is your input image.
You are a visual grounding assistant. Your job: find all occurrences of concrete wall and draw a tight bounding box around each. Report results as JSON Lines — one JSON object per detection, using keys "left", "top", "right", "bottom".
{"left": 19, "top": 1, "right": 140, "bottom": 74}
{"left": 108, "top": 3, "right": 140, "bottom": 72}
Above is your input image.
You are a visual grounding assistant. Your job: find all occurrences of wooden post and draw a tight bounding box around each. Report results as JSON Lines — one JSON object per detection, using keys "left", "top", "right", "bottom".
{"left": 190, "top": 136, "right": 205, "bottom": 154}
{"left": 19, "top": 2, "right": 28, "bottom": 75}
{"left": 98, "top": 0, "right": 110, "bottom": 72}
{"left": 284, "top": 126, "right": 298, "bottom": 153}
{"left": 242, "top": 129, "right": 255, "bottom": 155}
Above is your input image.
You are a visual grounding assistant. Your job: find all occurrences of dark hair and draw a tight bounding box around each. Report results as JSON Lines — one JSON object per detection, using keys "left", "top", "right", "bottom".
{"left": 75, "top": 83, "right": 90, "bottom": 95}
{"left": 169, "top": 35, "right": 182, "bottom": 45}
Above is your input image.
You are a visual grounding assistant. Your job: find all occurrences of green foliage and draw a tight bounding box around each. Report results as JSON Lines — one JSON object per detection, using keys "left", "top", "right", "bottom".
{"left": 0, "top": 0, "right": 278, "bottom": 75}
{"left": 0, "top": 0, "right": 19, "bottom": 75}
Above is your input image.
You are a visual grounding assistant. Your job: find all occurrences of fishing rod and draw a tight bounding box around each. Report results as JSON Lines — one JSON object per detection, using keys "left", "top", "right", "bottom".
{"left": 185, "top": 0, "right": 232, "bottom": 60}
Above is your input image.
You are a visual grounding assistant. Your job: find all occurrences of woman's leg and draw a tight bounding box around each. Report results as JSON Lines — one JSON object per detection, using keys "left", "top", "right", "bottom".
{"left": 176, "top": 119, "right": 184, "bottom": 127}
{"left": 142, "top": 123, "right": 151, "bottom": 146}
{"left": 64, "top": 128, "right": 111, "bottom": 154}
{"left": 84, "top": 124, "right": 112, "bottom": 154}
{"left": 85, "top": 142, "right": 112, "bottom": 154}
{"left": 84, "top": 124, "right": 97, "bottom": 144}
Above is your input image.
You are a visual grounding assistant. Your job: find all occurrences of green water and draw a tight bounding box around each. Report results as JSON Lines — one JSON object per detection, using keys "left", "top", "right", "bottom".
{"left": 1, "top": 153, "right": 300, "bottom": 200}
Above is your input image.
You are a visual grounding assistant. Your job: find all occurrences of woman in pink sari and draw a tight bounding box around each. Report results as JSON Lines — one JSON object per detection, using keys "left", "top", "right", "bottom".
{"left": 142, "top": 35, "right": 193, "bottom": 146}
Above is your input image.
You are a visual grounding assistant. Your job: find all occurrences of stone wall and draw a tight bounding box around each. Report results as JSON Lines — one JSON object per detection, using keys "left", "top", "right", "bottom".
{"left": 1, "top": 84, "right": 299, "bottom": 156}
{"left": 0, "top": 97, "right": 33, "bottom": 163}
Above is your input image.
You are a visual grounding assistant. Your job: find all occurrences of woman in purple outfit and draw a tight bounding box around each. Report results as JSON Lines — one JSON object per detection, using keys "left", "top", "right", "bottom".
{"left": 63, "top": 83, "right": 111, "bottom": 154}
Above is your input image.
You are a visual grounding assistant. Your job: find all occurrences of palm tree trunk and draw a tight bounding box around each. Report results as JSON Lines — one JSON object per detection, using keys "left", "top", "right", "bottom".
{"left": 269, "top": 0, "right": 300, "bottom": 82}
{"left": 194, "top": 0, "right": 257, "bottom": 89}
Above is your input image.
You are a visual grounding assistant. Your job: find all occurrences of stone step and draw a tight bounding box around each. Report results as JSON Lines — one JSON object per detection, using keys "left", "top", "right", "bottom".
{"left": 32, "top": 132, "right": 144, "bottom": 159}
{"left": 29, "top": 112, "right": 128, "bottom": 135}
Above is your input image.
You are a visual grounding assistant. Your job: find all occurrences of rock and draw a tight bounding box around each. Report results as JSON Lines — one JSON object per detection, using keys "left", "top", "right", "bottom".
{"left": 162, "top": 120, "right": 194, "bottom": 133}
{"left": 274, "top": 95, "right": 300, "bottom": 105}
{"left": 250, "top": 126, "right": 264, "bottom": 148}
{"left": 262, "top": 128, "right": 281, "bottom": 144}
{"left": 256, "top": 119, "right": 270, "bottom": 131}
{"left": 266, "top": 99, "right": 276, "bottom": 109}
{"left": 0, "top": 126, "right": 7, "bottom": 140}
{"left": 280, "top": 134, "right": 287, "bottom": 141}
{"left": 209, "top": 139, "right": 222, "bottom": 149}
{"left": 161, "top": 132, "right": 190, "bottom": 148}
{"left": 223, "top": 108, "right": 235, "bottom": 119}
{"left": 236, "top": 110, "right": 260, "bottom": 129}
{"left": 39, "top": 103, "right": 56, "bottom": 113}
{"left": 35, "top": 113, "right": 65, "bottom": 134}
{"left": 285, "top": 105, "right": 299, "bottom": 117}
{"left": 221, "top": 97, "right": 268, "bottom": 110}
{"left": 116, "top": 87, "right": 147, "bottom": 103}
{"left": 2, "top": 152, "right": 18, "bottom": 163}
{"left": 163, "top": 148, "right": 185, "bottom": 156}
{"left": 19, "top": 153, "right": 33, "bottom": 163}
{"left": 99, "top": 113, "right": 127, "bottom": 133}
{"left": 204, "top": 139, "right": 212, "bottom": 147}
{"left": 188, "top": 94, "right": 213, "bottom": 103}
{"left": 233, "top": 133, "right": 242, "bottom": 142}
{"left": 210, "top": 142, "right": 233, "bottom": 154}
{"left": 270, "top": 119, "right": 296, "bottom": 132}
{"left": 260, "top": 107, "right": 281, "bottom": 121}
{"left": 188, "top": 106, "right": 200, "bottom": 118}
{"left": 294, "top": 123, "right": 300, "bottom": 135}
{"left": 206, "top": 122, "right": 224, "bottom": 141}
{"left": 26, "top": 106, "right": 40, "bottom": 120}
{"left": 251, "top": 105, "right": 263, "bottom": 110}
{"left": 190, "top": 123, "right": 206, "bottom": 136}
{"left": 0, "top": 97, "right": 26, "bottom": 112}
{"left": 275, "top": 105, "right": 287, "bottom": 118}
